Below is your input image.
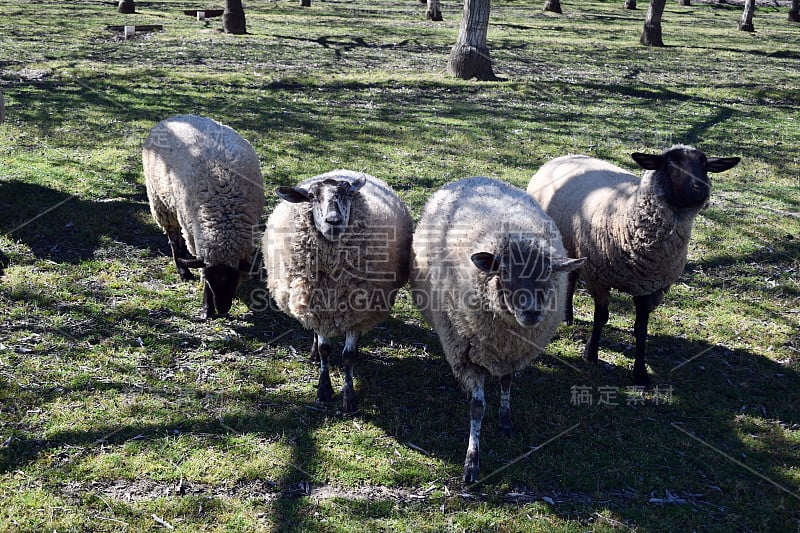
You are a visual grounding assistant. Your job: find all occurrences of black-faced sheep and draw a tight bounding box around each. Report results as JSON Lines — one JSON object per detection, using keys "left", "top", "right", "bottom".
{"left": 528, "top": 145, "right": 740, "bottom": 386}
{"left": 142, "top": 114, "right": 265, "bottom": 319}
{"left": 410, "top": 176, "right": 584, "bottom": 483}
{"left": 263, "top": 170, "right": 413, "bottom": 413}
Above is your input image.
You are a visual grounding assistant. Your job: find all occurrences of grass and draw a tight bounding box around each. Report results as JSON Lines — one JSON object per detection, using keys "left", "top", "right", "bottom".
{"left": 1, "top": 0, "right": 799, "bottom": 530}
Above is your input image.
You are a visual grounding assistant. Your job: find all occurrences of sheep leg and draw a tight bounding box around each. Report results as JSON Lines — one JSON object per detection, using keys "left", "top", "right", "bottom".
{"left": 341, "top": 331, "right": 359, "bottom": 413}
{"left": 310, "top": 334, "right": 321, "bottom": 363}
{"left": 583, "top": 297, "right": 609, "bottom": 363}
{"left": 315, "top": 334, "right": 334, "bottom": 403}
{"left": 166, "top": 228, "right": 196, "bottom": 281}
{"left": 633, "top": 295, "right": 653, "bottom": 387}
{"left": 464, "top": 381, "right": 486, "bottom": 484}
{"left": 498, "top": 373, "right": 513, "bottom": 437}
{"left": 202, "top": 278, "right": 217, "bottom": 319}
{"left": 564, "top": 271, "right": 578, "bottom": 324}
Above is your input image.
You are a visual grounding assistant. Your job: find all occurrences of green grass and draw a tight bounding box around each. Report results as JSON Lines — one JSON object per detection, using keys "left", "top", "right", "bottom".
{"left": 1, "top": 0, "right": 799, "bottom": 530}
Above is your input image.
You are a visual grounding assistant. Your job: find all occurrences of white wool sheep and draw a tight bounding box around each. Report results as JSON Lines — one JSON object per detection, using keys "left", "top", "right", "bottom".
{"left": 528, "top": 144, "right": 740, "bottom": 386}
{"left": 143, "top": 114, "right": 265, "bottom": 319}
{"left": 263, "top": 170, "right": 413, "bottom": 413}
{"left": 410, "top": 176, "right": 584, "bottom": 483}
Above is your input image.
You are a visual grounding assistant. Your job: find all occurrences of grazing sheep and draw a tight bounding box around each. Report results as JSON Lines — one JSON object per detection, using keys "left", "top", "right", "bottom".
{"left": 410, "top": 177, "right": 584, "bottom": 483}
{"left": 143, "top": 114, "right": 264, "bottom": 319}
{"left": 528, "top": 145, "right": 740, "bottom": 386}
{"left": 263, "top": 170, "right": 413, "bottom": 413}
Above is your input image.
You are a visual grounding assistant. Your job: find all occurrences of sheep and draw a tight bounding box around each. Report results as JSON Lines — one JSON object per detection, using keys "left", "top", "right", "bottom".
{"left": 409, "top": 176, "right": 584, "bottom": 483}
{"left": 263, "top": 170, "right": 413, "bottom": 413}
{"left": 527, "top": 145, "right": 740, "bottom": 386}
{"left": 142, "top": 114, "right": 265, "bottom": 319}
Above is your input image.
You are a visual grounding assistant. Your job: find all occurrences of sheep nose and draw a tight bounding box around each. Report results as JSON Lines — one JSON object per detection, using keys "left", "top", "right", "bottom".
{"left": 515, "top": 309, "right": 542, "bottom": 327}
{"left": 691, "top": 178, "right": 709, "bottom": 192}
{"left": 325, "top": 213, "right": 342, "bottom": 224}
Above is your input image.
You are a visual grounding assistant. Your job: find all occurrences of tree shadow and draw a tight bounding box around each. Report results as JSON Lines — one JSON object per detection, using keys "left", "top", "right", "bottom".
{"left": 0, "top": 181, "right": 165, "bottom": 263}
{"left": 3, "top": 251, "right": 800, "bottom": 530}
{"left": 0, "top": 248, "right": 8, "bottom": 276}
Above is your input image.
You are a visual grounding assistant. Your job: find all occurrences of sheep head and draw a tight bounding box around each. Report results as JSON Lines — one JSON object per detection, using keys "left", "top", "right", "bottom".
{"left": 632, "top": 146, "right": 740, "bottom": 210}
{"left": 471, "top": 241, "right": 584, "bottom": 327}
{"left": 277, "top": 175, "right": 367, "bottom": 241}
{"left": 176, "top": 258, "right": 251, "bottom": 319}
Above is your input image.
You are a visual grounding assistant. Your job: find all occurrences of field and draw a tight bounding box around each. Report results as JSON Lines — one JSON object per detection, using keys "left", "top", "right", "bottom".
{"left": 1, "top": 0, "right": 799, "bottom": 530}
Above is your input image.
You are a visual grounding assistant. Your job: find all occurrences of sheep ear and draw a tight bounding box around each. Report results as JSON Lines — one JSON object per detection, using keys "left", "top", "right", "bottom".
{"left": 471, "top": 252, "right": 500, "bottom": 273}
{"left": 276, "top": 186, "right": 311, "bottom": 203}
{"left": 706, "top": 157, "right": 740, "bottom": 173}
{"left": 176, "top": 258, "right": 206, "bottom": 269}
{"left": 553, "top": 257, "right": 585, "bottom": 273}
{"left": 349, "top": 174, "right": 367, "bottom": 193}
{"left": 631, "top": 153, "right": 664, "bottom": 171}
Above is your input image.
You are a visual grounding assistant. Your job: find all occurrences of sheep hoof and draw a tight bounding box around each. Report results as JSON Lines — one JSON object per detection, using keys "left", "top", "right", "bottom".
{"left": 633, "top": 368, "right": 651, "bottom": 388}
{"left": 178, "top": 269, "right": 196, "bottom": 281}
{"left": 463, "top": 454, "right": 480, "bottom": 484}
{"left": 499, "top": 411, "right": 513, "bottom": 437}
{"left": 342, "top": 388, "right": 358, "bottom": 414}
{"left": 316, "top": 387, "right": 333, "bottom": 403}
{"left": 316, "top": 370, "right": 334, "bottom": 403}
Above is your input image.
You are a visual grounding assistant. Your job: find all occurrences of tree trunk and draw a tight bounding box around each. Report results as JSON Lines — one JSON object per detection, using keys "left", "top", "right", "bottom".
{"left": 624, "top": 0, "right": 637, "bottom": 9}
{"left": 448, "top": 0, "right": 498, "bottom": 80}
{"left": 427, "top": 0, "right": 443, "bottom": 20}
{"left": 789, "top": 0, "right": 799, "bottom": 21}
{"left": 223, "top": 0, "right": 247, "bottom": 34}
{"left": 118, "top": 0, "right": 135, "bottom": 14}
{"left": 300, "top": 0, "right": 311, "bottom": 6}
{"left": 640, "top": 0, "right": 666, "bottom": 46}
{"left": 544, "top": 0, "right": 563, "bottom": 13}
{"left": 739, "top": 0, "right": 755, "bottom": 31}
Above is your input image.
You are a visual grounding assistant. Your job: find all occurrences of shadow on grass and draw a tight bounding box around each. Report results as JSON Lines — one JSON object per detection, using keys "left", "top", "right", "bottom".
{"left": 0, "top": 181, "right": 165, "bottom": 263}
{"left": 2, "top": 274, "right": 800, "bottom": 529}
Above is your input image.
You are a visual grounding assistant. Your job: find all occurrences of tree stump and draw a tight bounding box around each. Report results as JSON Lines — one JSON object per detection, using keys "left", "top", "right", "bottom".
{"left": 544, "top": 0, "right": 563, "bottom": 13}
{"left": 640, "top": 0, "right": 666, "bottom": 46}
{"left": 426, "top": 0, "right": 443, "bottom": 20}
{"left": 640, "top": 22, "right": 664, "bottom": 45}
{"left": 223, "top": 0, "right": 247, "bottom": 34}
{"left": 789, "top": 8, "right": 799, "bottom": 21}
{"left": 678, "top": 0, "right": 690, "bottom": 5}
{"left": 739, "top": 0, "right": 755, "bottom": 31}
{"left": 300, "top": 0, "right": 311, "bottom": 6}
{"left": 118, "top": 0, "right": 135, "bottom": 14}
{"left": 448, "top": 0, "right": 498, "bottom": 81}
{"left": 624, "top": 0, "right": 637, "bottom": 9}
{"left": 447, "top": 45, "right": 498, "bottom": 81}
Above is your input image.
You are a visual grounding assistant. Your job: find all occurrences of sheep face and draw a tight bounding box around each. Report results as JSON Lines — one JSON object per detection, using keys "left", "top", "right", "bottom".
{"left": 202, "top": 264, "right": 246, "bottom": 319}
{"left": 471, "top": 243, "right": 584, "bottom": 327}
{"left": 276, "top": 176, "right": 367, "bottom": 241}
{"left": 632, "top": 147, "right": 740, "bottom": 210}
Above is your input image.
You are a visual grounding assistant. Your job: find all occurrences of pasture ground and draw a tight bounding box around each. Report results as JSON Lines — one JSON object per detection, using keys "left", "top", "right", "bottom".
{"left": 1, "top": 0, "right": 799, "bottom": 530}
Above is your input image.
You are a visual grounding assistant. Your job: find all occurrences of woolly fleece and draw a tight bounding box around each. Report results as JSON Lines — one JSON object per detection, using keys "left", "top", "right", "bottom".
{"left": 410, "top": 177, "right": 571, "bottom": 393}
{"left": 143, "top": 115, "right": 264, "bottom": 269}
{"left": 527, "top": 152, "right": 700, "bottom": 303}
{"left": 264, "top": 170, "right": 413, "bottom": 338}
